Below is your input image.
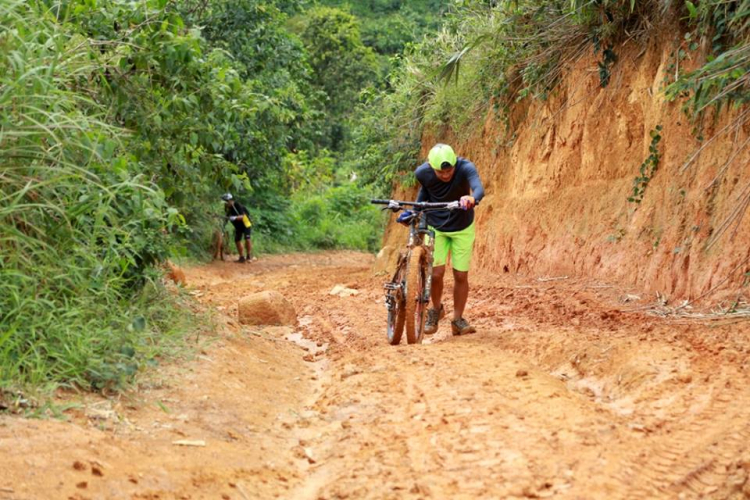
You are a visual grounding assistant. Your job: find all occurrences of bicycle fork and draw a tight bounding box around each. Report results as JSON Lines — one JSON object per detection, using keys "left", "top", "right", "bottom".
{"left": 383, "top": 254, "right": 406, "bottom": 312}
{"left": 417, "top": 218, "right": 435, "bottom": 306}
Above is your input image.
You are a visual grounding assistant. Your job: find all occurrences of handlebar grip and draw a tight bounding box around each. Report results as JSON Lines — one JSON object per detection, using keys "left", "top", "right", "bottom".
{"left": 370, "top": 199, "right": 391, "bottom": 205}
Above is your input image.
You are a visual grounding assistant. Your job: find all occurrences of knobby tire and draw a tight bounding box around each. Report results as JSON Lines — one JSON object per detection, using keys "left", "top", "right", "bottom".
{"left": 387, "top": 259, "right": 406, "bottom": 345}
{"left": 405, "top": 246, "right": 427, "bottom": 344}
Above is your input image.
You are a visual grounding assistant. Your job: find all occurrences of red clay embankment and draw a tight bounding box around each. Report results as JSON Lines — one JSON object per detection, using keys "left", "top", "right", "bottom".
{"left": 384, "top": 34, "right": 750, "bottom": 302}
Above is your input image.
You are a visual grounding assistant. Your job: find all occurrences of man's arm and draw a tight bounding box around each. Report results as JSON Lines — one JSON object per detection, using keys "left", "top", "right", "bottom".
{"left": 465, "top": 161, "right": 485, "bottom": 204}
{"left": 415, "top": 164, "right": 429, "bottom": 202}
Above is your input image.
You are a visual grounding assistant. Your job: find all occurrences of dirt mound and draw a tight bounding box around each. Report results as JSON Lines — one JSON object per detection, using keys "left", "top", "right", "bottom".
{"left": 238, "top": 290, "right": 297, "bottom": 326}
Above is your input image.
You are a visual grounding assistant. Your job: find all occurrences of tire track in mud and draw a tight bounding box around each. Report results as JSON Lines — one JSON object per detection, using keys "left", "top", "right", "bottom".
{"left": 296, "top": 334, "right": 632, "bottom": 499}
{"left": 610, "top": 382, "right": 750, "bottom": 499}
{"left": 185, "top": 253, "right": 750, "bottom": 499}
{"left": 281, "top": 260, "right": 750, "bottom": 499}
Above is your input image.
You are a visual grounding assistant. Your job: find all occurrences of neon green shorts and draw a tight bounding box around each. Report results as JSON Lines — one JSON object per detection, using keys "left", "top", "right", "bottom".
{"left": 431, "top": 222, "right": 476, "bottom": 272}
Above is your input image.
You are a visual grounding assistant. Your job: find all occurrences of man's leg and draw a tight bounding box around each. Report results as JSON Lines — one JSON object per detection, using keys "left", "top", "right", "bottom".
{"left": 234, "top": 230, "right": 244, "bottom": 260}
{"left": 425, "top": 230, "right": 450, "bottom": 334}
{"left": 447, "top": 223, "right": 476, "bottom": 334}
{"left": 431, "top": 265, "right": 446, "bottom": 310}
{"left": 452, "top": 269, "right": 469, "bottom": 320}
{"left": 245, "top": 238, "right": 252, "bottom": 260}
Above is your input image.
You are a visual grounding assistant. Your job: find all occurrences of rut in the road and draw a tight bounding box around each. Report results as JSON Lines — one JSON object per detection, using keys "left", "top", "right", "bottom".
{"left": 183, "top": 254, "right": 750, "bottom": 499}
{"left": 269, "top": 255, "right": 750, "bottom": 500}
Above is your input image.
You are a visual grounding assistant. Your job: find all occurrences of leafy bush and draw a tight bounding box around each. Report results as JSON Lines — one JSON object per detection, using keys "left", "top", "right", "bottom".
{"left": 351, "top": 0, "right": 683, "bottom": 186}
{"left": 0, "top": 0, "right": 445, "bottom": 396}
{"left": 666, "top": 1, "right": 750, "bottom": 117}
{"left": 302, "top": 6, "right": 380, "bottom": 151}
{"left": 0, "top": 0, "right": 189, "bottom": 392}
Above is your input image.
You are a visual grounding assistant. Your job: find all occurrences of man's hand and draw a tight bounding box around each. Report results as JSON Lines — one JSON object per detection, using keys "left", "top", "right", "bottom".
{"left": 459, "top": 195, "right": 476, "bottom": 210}
{"left": 396, "top": 210, "right": 415, "bottom": 226}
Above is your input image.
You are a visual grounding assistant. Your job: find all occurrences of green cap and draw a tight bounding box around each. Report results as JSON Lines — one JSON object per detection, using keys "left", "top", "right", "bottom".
{"left": 428, "top": 143, "right": 457, "bottom": 170}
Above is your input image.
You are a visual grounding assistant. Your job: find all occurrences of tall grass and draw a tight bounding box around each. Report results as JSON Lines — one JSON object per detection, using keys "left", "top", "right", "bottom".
{"left": 0, "top": 0, "right": 192, "bottom": 395}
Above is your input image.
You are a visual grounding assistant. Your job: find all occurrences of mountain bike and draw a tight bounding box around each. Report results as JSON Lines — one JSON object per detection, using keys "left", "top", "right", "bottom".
{"left": 371, "top": 199, "right": 460, "bottom": 345}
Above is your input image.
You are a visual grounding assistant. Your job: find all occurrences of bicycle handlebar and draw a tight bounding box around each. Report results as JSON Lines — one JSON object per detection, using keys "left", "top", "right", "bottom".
{"left": 371, "top": 199, "right": 460, "bottom": 210}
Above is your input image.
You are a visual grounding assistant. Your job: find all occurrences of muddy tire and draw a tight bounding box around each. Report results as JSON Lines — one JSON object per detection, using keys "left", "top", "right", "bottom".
{"left": 404, "top": 246, "right": 427, "bottom": 345}
{"left": 387, "top": 261, "right": 406, "bottom": 345}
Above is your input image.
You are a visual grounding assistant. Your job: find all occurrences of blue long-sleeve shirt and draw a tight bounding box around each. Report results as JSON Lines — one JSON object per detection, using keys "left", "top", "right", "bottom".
{"left": 415, "top": 157, "right": 485, "bottom": 232}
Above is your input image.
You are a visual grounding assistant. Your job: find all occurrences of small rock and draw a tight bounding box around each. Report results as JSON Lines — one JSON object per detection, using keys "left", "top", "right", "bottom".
{"left": 620, "top": 294, "right": 641, "bottom": 303}
{"left": 72, "top": 461, "right": 87, "bottom": 471}
{"left": 516, "top": 369, "right": 529, "bottom": 378}
{"left": 172, "top": 439, "right": 206, "bottom": 447}
{"left": 329, "top": 285, "right": 359, "bottom": 297}
{"left": 292, "top": 446, "right": 308, "bottom": 460}
{"left": 341, "top": 364, "right": 361, "bottom": 380}
{"left": 76, "top": 481, "right": 88, "bottom": 489}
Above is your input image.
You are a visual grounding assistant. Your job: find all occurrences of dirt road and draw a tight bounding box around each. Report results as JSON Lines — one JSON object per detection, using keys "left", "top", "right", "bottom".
{"left": 2, "top": 252, "right": 750, "bottom": 499}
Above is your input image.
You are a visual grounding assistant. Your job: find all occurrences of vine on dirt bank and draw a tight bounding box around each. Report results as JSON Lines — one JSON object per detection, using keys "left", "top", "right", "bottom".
{"left": 628, "top": 125, "right": 663, "bottom": 205}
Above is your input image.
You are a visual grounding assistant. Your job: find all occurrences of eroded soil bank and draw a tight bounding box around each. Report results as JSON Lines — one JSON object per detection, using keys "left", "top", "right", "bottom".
{"left": 383, "top": 31, "right": 750, "bottom": 302}
{"left": 2, "top": 252, "right": 750, "bottom": 499}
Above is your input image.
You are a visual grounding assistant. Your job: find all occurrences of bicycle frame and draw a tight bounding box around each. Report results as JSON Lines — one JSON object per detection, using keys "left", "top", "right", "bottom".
{"left": 406, "top": 212, "right": 435, "bottom": 305}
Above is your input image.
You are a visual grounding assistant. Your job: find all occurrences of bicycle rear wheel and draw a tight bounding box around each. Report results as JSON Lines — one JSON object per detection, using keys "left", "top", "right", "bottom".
{"left": 386, "top": 259, "right": 406, "bottom": 345}
{"left": 404, "top": 246, "right": 427, "bottom": 344}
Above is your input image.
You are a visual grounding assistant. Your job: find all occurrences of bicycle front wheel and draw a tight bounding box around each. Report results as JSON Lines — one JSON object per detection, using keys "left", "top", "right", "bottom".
{"left": 386, "top": 259, "right": 406, "bottom": 345}
{"left": 404, "top": 246, "right": 427, "bottom": 344}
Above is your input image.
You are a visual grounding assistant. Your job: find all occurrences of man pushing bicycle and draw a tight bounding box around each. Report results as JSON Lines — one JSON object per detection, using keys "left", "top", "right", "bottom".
{"left": 415, "top": 144, "right": 485, "bottom": 336}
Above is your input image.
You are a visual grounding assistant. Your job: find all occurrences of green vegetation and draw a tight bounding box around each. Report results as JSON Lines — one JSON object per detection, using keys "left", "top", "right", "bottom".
{"left": 629, "top": 126, "right": 663, "bottom": 205}
{"left": 7, "top": 0, "right": 750, "bottom": 396}
{"left": 302, "top": 6, "right": 379, "bottom": 150}
{"left": 666, "top": 1, "right": 750, "bottom": 116}
{"left": 1, "top": 0, "right": 200, "bottom": 394}
{"left": 0, "top": 0, "right": 393, "bottom": 397}
{"left": 1, "top": 0, "right": 449, "bottom": 396}
{"left": 318, "top": 1, "right": 447, "bottom": 59}
{"left": 356, "top": 0, "right": 750, "bottom": 187}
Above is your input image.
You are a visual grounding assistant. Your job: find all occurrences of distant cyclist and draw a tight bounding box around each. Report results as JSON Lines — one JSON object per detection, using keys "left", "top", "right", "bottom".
{"left": 416, "top": 144, "right": 484, "bottom": 336}
{"left": 221, "top": 193, "right": 253, "bottom": 263}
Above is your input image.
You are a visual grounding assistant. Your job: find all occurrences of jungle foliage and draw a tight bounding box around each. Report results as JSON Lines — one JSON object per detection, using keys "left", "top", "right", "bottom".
{"left": 9, "top": 0, "right": 748, "bottom": 397}
{"left": 357, "top": 0, "right": 750, "bottom": 186}
{"left": 0, "top": 0, "right": 410, "bottom": 395}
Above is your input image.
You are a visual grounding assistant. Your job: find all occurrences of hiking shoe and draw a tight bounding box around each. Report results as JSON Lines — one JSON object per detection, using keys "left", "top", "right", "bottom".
{"left": 236, "top": 256, "right": 246, "bottom": 263}
{"left": 424, "top": 305, "right": 445, "bottom": 335}
{"left": 451, "top": 317, "right": 476, "bottom": 336}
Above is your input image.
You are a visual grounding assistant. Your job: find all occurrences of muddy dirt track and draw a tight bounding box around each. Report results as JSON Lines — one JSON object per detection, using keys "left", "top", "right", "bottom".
{"left": 2, "top": 251, "right": 750, "bottom": 499}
